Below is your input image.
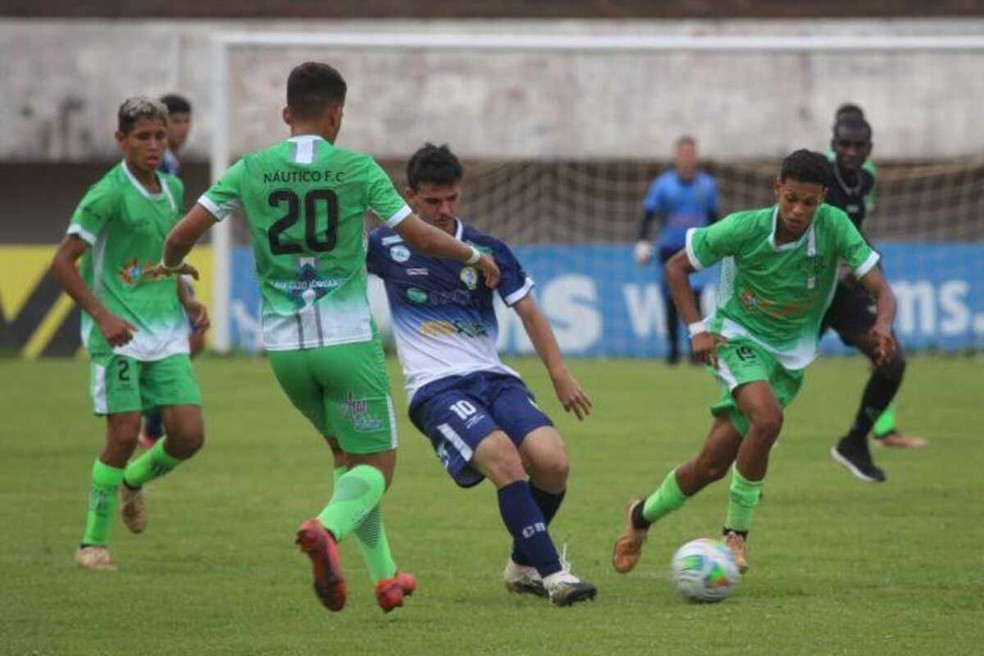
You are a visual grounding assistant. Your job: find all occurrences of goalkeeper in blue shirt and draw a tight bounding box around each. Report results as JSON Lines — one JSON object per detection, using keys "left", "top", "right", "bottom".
{"left": 635, "top": 136, "right": 719, "bottom": 364}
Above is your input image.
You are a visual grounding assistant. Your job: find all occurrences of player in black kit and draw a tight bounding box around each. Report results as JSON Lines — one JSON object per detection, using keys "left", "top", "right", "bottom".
{"left": 823, "top": 118, "right": 922, "bottom": 483}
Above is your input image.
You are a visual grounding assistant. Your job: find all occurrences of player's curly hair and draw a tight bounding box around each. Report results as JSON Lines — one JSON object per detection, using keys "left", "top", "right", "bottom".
{"left": 287, "top": 62, "right": 347, "bottom": 118}
{"left": 117, "top": 96, "right": 168, "bottom": 134}
{"left": 780, "top": 149, "right": 828, "bottom": 185}
{"left": 834, "top": 102, "right": 865, "bottom": 122}
{"left": 407, "top": 143, "right": 463, "bottom": 190}
{"left": 833, "top": 117, "right": 873, "bottom": 142}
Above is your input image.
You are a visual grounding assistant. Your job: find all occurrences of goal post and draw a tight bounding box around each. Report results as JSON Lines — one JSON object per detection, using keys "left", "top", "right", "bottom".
{"left": 209, "top": 30, "right": 984, "bottom": 353}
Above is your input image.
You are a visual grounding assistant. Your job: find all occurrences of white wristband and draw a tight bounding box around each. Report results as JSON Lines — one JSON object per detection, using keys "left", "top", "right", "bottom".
{"left": 464, "top": 246, "right": 481, "bottom": 266}
{"left": 687, "top": 321, "right": 707, "bottom": 338}
{"left": 160, "top": 259, "right": 185, "bottom": 273}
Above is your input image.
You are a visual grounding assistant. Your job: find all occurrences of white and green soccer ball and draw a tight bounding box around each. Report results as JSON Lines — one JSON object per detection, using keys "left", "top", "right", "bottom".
{"left": 670, "top": 538, "right": 741, "bottom": 602}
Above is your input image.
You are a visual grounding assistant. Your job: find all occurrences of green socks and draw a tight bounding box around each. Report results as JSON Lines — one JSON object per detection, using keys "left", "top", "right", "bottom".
{"left": 82, "top": 460, "right": 124, "bottom": 546}
{"left": 726, "top": 466, "right": 765, "bottom": 532}
{"left": 318, "top": 464, "right": 386, "bottom": 544}
{"left": 873, "top": 404, "right": 897, "bottom": 438}
{"left": 353, "top": 505, "right": 397, "bottom": 582}
{"left": 332, "top": 467, "right": 397, "bottom": 582}
{"left": 640, "top": 465, "right": 765, "bottom": 534}
{"left": 123, "top": 439, "right": 182, "bottom": 489}
{"left": 641, "top": 468, "right": 689, "bottom": 523}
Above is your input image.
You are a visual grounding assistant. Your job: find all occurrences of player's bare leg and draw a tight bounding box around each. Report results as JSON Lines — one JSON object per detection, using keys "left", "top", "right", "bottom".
{"left": 119, "top": 405, "right": 204, "bottom": 534}
{"left": 721, "top": 381, "right": 783, "bottom": 573}
{"left": 614, "top": 416, "right": 740, "bottom": 573}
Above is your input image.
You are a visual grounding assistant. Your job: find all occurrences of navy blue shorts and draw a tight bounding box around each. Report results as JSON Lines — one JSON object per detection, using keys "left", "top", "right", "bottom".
{"left": 408, "top": 371, "right": 553, "bottom": 488}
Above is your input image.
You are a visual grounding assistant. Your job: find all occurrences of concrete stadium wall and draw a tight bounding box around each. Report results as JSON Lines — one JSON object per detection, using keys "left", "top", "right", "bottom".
{"left": 9, "top": 1, "right": 984, "bottom": 19}
{"left": 3, "top": 18, "right": 984, "bottom": 161}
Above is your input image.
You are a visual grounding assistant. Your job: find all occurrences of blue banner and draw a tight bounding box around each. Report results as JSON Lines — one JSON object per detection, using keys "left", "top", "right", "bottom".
{"left": 230, "top": 243, "right": 984, "bottom": 356}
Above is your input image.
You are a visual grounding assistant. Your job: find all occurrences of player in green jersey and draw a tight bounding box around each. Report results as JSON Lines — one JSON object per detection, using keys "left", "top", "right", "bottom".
{"left": 50, "top": 97, "right": 209, "bottom": 572}
{"left": 611, "top": 150, "right": 898, "bottom": 575}
{"left": 159, "top": 62, "right": 500, "bottom": 613}
{"left": 141, "top": 92, "right": 206, "bottom": 448}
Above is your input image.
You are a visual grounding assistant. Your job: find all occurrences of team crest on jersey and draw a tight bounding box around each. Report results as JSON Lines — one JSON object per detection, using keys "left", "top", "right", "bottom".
{"left": 459, "top": 266, "right": 479, "bottom": 290}
{"left": 117, "top": 259, "right": 161, "bottom": 285}
{"left": 390, "top": 245, "right": 411, "bottom": 263}
{"left": 799, "top": 256, "right": 826, "bottom": 278}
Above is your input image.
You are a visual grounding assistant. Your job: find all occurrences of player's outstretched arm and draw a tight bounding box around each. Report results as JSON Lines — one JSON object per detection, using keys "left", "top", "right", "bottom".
{"left": 156, "top": 204, "right": 217, "bottom": 279}
{"left": 859, "top": 266, "right": 898, "bottom": 366}
{"left": 394, "top": 214, "right": 500, "bottom": 288}
{"left": 51, "top": 235, "right": 136, "bottom": 348}
{"left": 513, "top": 296, "right": 592, "bottom": 420}
{"left": 665, "top": 250, "right": 723, "bottom": 367}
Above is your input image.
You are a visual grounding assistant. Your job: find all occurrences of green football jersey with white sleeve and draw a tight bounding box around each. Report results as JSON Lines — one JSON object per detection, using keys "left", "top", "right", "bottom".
{"left": 199, "top": 135, "right": 411, "bottom": 351}
{"left": 67, "top": 162, "right": 189, "bottom": 359}
{"left": 686, "top": 204, "right": 879, "bottom": 370}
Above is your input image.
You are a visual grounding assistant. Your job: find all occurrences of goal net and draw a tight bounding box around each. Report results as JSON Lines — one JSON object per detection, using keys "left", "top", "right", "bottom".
{"left": 210, "top": 31, "right": 984, "bottom": 357}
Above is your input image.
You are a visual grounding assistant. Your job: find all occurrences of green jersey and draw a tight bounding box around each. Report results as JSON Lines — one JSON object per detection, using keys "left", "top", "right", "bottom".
{"left": 67, "top": 162, "right": 188, "bottom": 360}
{"left": 200, "top": 135, "right": 410, "bottom": 351}
{"left": 686, "top": 204, "right": 879, "bottom": 370}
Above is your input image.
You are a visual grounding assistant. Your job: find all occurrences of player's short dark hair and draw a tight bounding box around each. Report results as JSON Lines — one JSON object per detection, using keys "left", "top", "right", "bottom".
{"left": 835, "top": 102, "right": 865, "bottom": 122}
{"left": 160, "top": 93, "right": 192, "bottom": 115}
{"left": 287, "top": 62, "right": 347, "bottom": 118}
{"left": 833, "top": 117, "right": 873, "bottom": 143}
{"left": 675, "top": 135, "right": 696, "bottom": 148}
{"left": 406, "top": 143, "right": 464, "bottom": 190}
{"left": 780, "top": 149, "right": 829, "bottom": 185}
{"left": 117, "top": 96, "right": 169, "bottom": 134}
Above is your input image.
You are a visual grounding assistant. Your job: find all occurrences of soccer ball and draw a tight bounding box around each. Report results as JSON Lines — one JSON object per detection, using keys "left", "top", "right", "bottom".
{"left": 670, "top": 538, "right": 741, "bottom": 603}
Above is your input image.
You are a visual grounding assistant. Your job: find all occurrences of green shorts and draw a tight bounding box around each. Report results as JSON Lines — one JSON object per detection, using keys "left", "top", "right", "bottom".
{"left": 90, "top": 353, "right": 201, "bottom": 415}
{"left": 709, "top": 339, "right": 804, "bottom": 436}
{"left": 268, "top": 338, "right": 398, "bottom": 455}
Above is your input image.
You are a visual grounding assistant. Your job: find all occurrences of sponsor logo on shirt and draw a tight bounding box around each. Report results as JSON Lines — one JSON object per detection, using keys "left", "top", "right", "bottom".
{"left": 382, "top": 235, "right": 405, "bottom": 246}
{"left": 276, "top": 261, "right": 342, "bottom": 307}
{"left": 407, "top": 268, "right": 429, "bottom": 276}
{"left": 390, "top": 245, "right": 411, "bottom": 263}
{"left": 739, "top": 289, "right": 818, "bottom": 320}
{"left": 420, "top": 319, "right": 489, "bottom": 338}
{"left": 459, "top": 266, "right": 479, "bottom": 290}
{"left": 406, "top": 287, "right": 474, "bottom": 307}
{"left": 118, "top": 259, "right": 164, "bottom": 286}
{"left": 407, "top": 288, "right": 429, "bottom": 304}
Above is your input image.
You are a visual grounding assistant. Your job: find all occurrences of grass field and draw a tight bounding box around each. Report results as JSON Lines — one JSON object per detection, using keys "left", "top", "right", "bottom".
{"left": 1, "top": 354, "right": 982, "bottom": 655}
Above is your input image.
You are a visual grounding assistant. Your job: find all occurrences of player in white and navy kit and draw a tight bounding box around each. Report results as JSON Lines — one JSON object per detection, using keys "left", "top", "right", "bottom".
{"left": 367, "top": 144, "right": 596, "bottom": 607}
